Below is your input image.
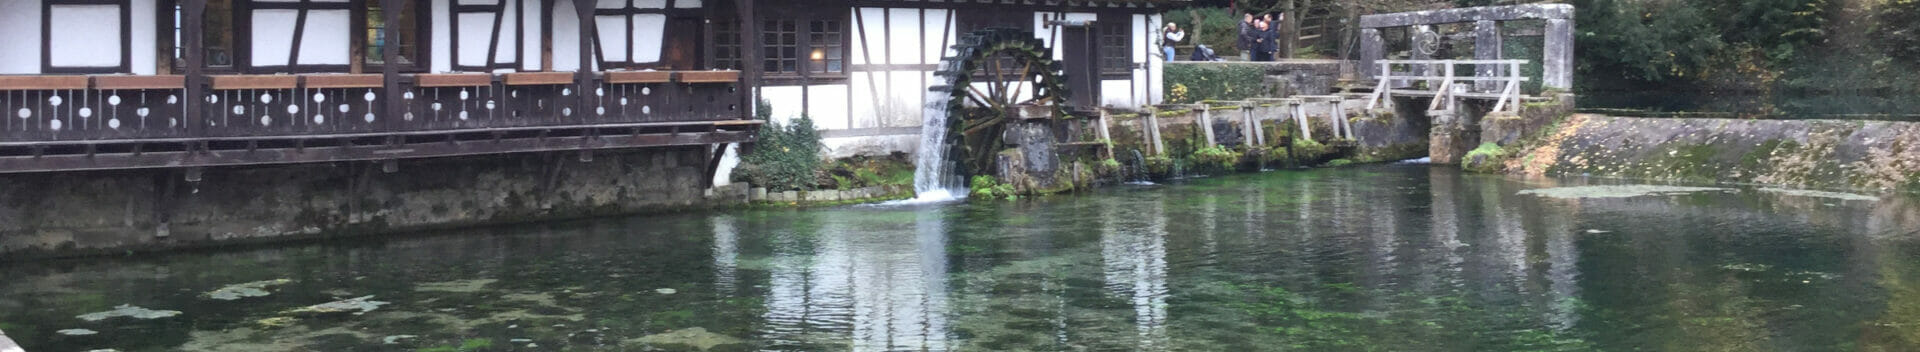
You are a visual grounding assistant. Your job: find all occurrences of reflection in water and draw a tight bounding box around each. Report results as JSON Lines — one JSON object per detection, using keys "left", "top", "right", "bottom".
{"left": 3, "top": 165, "right": 1919, "bottom": 351}
{"left": 1102, "top": 195, "right": 1170, "bottom": 350}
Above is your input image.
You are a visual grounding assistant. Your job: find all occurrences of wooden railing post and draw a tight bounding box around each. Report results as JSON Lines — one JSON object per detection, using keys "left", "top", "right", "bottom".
{"left": 182, "top": 0, "right": 206, "bottom": 138}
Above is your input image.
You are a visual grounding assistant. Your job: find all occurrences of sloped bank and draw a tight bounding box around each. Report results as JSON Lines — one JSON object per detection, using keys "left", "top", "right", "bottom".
{"left": 1482, "top": 114, "right": 1920, "bottom": 194}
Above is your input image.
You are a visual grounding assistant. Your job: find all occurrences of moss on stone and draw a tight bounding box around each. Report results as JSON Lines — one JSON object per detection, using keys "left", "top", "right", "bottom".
{"left": 1463, "top": 143, "right": 1507, "bottom": 173}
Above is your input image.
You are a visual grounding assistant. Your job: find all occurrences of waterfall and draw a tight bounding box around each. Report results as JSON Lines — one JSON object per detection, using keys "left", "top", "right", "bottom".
{"left": 909, "top": 76, "right": 965, "bottom": 202}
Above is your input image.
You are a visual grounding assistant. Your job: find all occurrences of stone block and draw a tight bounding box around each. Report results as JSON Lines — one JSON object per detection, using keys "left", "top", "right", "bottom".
{"left": 750, "top": 187, "right": 768, "bottom": 201}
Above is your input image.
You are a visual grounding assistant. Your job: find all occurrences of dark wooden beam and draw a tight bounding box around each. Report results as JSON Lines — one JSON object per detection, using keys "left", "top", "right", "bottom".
{"left": 382, "top": 0, "right": 404, "bottom": 133}
{"left": 575, "top": 0, "right": 596, "bottom": 123}
{"left": 183, "top": 0, "right": 207, "bottom": 137}
{"left": 736, "top": 0, "right": 759, "bottom": 114}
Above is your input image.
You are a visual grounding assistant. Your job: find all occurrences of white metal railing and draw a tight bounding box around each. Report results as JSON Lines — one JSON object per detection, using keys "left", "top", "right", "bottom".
{"left": 1366, "top": 59, "right": 1529, "bottom": 113}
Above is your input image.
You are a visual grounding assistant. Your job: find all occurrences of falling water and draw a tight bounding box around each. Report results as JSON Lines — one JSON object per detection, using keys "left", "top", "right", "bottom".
{"left": 908, "top": 77, "right": 966, "bottom": 202}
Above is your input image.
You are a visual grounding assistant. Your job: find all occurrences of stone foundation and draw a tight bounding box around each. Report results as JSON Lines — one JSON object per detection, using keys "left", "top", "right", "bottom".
{"left": 0, "top": 147, "right": 746, "bottom": 259}
{"left": 1506, "top": 114, "right": 1920, "bottom": 194}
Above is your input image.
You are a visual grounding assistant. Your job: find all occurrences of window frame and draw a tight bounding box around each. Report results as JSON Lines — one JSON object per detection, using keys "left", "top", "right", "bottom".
{"left": 360, "top": 0, "right": 432, "bottom": 73}
{"left": 743, "top": 2, "right": 848, "bottom": 85}
{"left": 43, "top": 0, "right": 136, "bottom": 74}
{"left": 1096, "top": 16, "right": 1133, "bottom": 80}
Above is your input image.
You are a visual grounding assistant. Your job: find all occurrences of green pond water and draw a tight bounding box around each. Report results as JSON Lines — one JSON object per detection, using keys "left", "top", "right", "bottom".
{"left": 5, "top": 164, "right": 1920, "bottom": 351}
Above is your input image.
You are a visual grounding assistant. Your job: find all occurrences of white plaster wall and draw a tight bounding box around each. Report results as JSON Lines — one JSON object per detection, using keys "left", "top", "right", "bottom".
{"left": 807, "top": 84, "right": 849, "bottom": 129}
{"left": 552, "top": 0, "right": 585, "bottom": 71}
{"left": 1101, "top": 80, "right": 1131, "bottom": 107}
{"left": 593, "top": 16, "right": 628, "bottom": 62}
{"left": 0, "top": 1, "right": 40, "bottom": 74}
{"left": 432, "top": 0, "right": 453, "bottom": 72}
{"left": 520, "top": 0, "right": 542, "bottom": 70}
{"left": 496, "top": 2, "right": 522, "bottom": 68}
{"left": 131, "top": 0, "right": 157, "bottom": 74}
{"left": 760, "top": 86, "right": 805, "bottom": 125}
{"left": 1144, "top": 13, "right": 1164, "bottom": 106}
{"left": 851, "top": 8, "right": 886, "bottom": 66}
{"left": 631, "top": 14, "right": 665, "bottom": 63}
{"left": 250, "top": 1, "right": 351, "bottom": 68}
{"left": 887, "top": 8, "right": 921, "bottom": 65}
{"left": 454, "top": 3, "right": 521, "bottom": 70}
{"left": 49, "top": 5, "right": 124, "bottom": 68}
{"left": 923, "top": 9, "right": 952, "bottom": 66}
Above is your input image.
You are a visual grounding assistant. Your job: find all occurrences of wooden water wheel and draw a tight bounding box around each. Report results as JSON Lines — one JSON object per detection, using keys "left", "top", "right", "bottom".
{"left": 930, "top": 27, "right": 1071, "bottom": 178}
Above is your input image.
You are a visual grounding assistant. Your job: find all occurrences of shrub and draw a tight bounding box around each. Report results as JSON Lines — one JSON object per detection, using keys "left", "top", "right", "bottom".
{"left": 1164, "top": 63, "right": 1266, "bottom": 103}
{"left": 740, "top": 111, "right": 823, "bottom": 192}
{"left": 1189, "top": 146, "right": 1242, "bottom": 174}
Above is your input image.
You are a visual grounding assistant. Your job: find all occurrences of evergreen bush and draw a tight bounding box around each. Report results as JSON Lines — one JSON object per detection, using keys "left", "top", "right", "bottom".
{"left": 1163, "top": 63, "right": 1266, "bottom": 104}
{"left": 740, "top": 104, "right": 823, "bottom": 192}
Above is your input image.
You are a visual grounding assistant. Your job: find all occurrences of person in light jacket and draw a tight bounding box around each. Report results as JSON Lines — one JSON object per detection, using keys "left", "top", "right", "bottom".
{"left": 1162, "top": 22, "right": 1186, "bottom": 61}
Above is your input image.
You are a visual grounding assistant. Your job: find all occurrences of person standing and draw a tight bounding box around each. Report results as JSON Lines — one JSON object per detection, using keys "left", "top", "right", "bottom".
{"left": 1263, "top": 13, "right": 1283, "bottom": 61}
{"left": 1251, "top": 18, "right": 1274, "bottom": 62}
{"left": 1163, "top": 22, "right": 1186, "bottom": 62}
{"left": 1238, "top": 13, "right": 1255, "bottom": 61}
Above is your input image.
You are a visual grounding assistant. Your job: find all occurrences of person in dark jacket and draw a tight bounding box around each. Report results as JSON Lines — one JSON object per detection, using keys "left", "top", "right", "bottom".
{"left": 1238, "top": 13, "right": 1255, "bottom": 61}
{"left": 1251, "top": 18, "right": 1274, "bottom": 61}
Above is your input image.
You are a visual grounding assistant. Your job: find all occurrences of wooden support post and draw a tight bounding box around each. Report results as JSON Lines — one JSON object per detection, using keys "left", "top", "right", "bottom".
{"left": 737, "top": 0, "right": 760, "bottom": 113}
{"left": 381, "top": 0, "right": 404, "bottom": 134}
{"left": 1198, "top": 106, "right": 1215, "bottom": 148}
{"left": 575, "top": 0, "right": 597, "bottom": 124}
{"left": 1145, "top": 107, "right": 1164, "bottom": 155}
{"left": 182, "top": 0, "right": 206, "bottom": 138}
{"left": 1097, "top": 109, "right": 1115, "bottom": 160}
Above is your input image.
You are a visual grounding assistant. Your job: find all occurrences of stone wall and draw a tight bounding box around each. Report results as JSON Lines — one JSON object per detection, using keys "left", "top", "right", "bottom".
{"left": 0, "top": 147, "right": 748, "bottom": 259}
{"left": 1505, "top": 114, "right": 1920, "bottom": 194}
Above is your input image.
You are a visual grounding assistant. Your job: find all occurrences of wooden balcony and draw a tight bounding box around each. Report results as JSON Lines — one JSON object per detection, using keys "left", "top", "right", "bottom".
{"left": 0, "top": 71, "right": 754, "bottom": 173}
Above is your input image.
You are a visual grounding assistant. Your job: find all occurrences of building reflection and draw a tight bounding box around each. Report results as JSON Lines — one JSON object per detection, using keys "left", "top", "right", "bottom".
{"left": 1101, "top": 195, "right": 1170, "bottom": 351}
{"left": 758, "top": 208, "right": 952, "bottom": 351}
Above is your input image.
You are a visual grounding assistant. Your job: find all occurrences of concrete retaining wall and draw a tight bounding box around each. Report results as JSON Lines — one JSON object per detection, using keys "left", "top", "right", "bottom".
{"left": 1506, "top": 114, "right": 1920, "bottom": 194}
{"left": 0, "top": 147, "right": 748, "bottom": 259}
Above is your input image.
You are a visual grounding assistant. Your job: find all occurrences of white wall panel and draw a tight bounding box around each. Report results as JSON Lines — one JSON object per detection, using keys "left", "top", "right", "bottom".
{"left": 593, "top": 16, "right": 628, "bottom": 62}
{"left": 495, "top": 4, "right": 521, "bottom": 67}
{"left": 850, "top": 72, "right": 878, "bottom": 128}
{"left": 251, "top": 9, "right": 300, "bottom": 67}
{"left": 631, "top": 14, "right": 665, "bottom": 63}
{"left": 851, "top": 8, "right": 886, "bottom": 65}
{"left": 921, "top": 9, "right": 952, "bottom": 65}
{"left": 49, "top": 6, "right": 123, "bottom": 68}
{"left": 521, "top": 0, "right": 542, "bottom": 70}
{"left": 886, "top": 70, "right": 922, "bottom": 128}
{"left": 760, "top": 86, "right": 805, "bottom": 125}
{"left": 636, "top": 0, "right": 666, "bottom": 8}
{"left": 887, "top": 8, "right": 920, "bottom": 65}
{"left": 673, "top": 0, "right": 701, "bottom": 8}
{"left": 1101, "top": 80, "right": 1130, "bottom": 107}
{"left": 299, "top": 9, "right": 352, "bottom": 65}
{"left": 131, "top": 0, "right": 157, "bottom": 74}
{"left": 807, "top": 84, "right": 850, "bottom": 130}
{"left": 553, "top": 1, "right": 584, "bottom": 71}
{"left": 0, "top": 1, "right": 40, "bottom": 74}
{"left": 432, "top": 0, "right": 453, "bottom": 72}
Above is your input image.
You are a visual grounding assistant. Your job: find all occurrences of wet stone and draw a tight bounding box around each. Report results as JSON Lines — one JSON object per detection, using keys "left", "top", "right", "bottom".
{"left": 77, "top": 305, "right": 183, "bottom": 322}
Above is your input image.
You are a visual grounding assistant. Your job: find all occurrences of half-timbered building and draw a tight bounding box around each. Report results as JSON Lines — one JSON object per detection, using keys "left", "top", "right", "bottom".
{"left": 0, "top": 0, "right": 1179, "bottom": 173}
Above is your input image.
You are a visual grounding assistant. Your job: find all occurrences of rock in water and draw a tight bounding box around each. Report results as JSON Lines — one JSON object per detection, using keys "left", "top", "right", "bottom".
{"left": 656, "top": 288, "right": 677, "bottom": 295}
{"left": 285, "top": 296, "right": 389, "bottom": 316}
{"left": 57, "top": 329, "right": 98, "bottom": 336}
{"left": 204, "top": 279, "right": 294, "bottom": 300}
{"left": 1, "top": 328, "right": 23, "bottom": 352}
{"left": 77, "top": 304, "right": 183, "bottom": 322}
{"left": 623, "top": 327, "right": 744, "bottom": 351}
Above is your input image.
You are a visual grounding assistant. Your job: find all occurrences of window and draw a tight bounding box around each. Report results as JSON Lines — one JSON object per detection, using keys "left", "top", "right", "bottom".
{"left": 1098, "top": 19, "right": 1131, "bottom": 77}
{"left": 711, "top": 19, "right": 743, "bottom": 70}
{"left": 762, "top": 19, "right": 798, "bottom": 75}
{"left": 45, "top": 0, "right": 134, "bottom": 73}
{"left": 171, "top": 0, "right": 238, "bottom": 69}
{"left": 365, "top": 0, "right": 423, "bottom": 69}
{"left": 807, "top": 20, "right": 843, "bottom": 75}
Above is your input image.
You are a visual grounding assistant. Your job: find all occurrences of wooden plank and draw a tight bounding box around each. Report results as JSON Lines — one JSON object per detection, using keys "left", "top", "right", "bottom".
{"left": 414, "top": 73, "right": 495, "bottom": 87}
{"left": 0, "top": 76, "right": 90, "bottom": 90}
{"left": 210, "top": 75, "right": 298, "bottom": 90}
{"left": 504, "top": 72, "right": 576, "bottom": 86}
{"left": 92, "top": 75, "right": 186, "bottom": 90}
{"left": 604, "top": 71, "right": 675, "bottom": 84}
{"left": 713, "top": 119, "right": 766, "bottom": 126}
{"left": 302, "top": 74, "right": 384, "bottom": 88}
{"left": 678, "top": 70, "right": 741, "bottom": 83}
{"left": 0, "top": 130, "right": 753, "bottom": 174}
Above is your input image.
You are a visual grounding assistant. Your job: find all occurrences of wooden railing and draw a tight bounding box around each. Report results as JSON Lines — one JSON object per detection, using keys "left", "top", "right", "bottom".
{"left": 0, "top": 70, "right": 749, "bottom": 173}
{"left": 1365, "top": 59, "right": 1529, "bottom": 113}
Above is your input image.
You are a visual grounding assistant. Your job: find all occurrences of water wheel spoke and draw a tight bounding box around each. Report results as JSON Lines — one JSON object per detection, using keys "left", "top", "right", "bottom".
{"left": 961, "top": 116, "right": 1004, "bottom": 136}
{"left": 1008, "top": 61, "right": 1031, "bottom": 104}
{"left": 966, "top": 85, "right": 1003, "bottom": 112}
